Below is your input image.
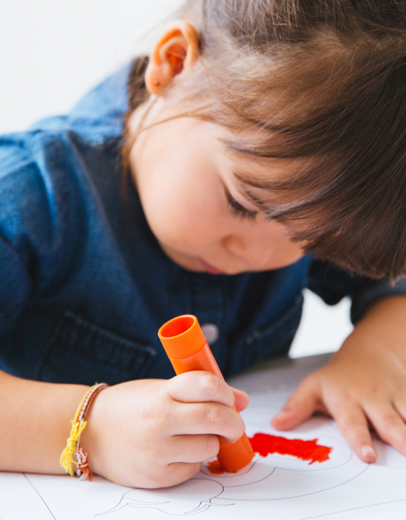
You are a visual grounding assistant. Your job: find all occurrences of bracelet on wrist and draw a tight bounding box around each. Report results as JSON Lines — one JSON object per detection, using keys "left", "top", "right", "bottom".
{"left": 60, "top": 382, "right": 109, "bottom": 481}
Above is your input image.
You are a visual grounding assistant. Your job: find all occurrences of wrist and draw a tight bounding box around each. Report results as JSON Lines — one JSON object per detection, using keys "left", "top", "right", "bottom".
{"left": 356, "top": 295, "right": 406, "bottom": 348}
{"left": 60, "top": 383, "right": 109, "bottom": 480}
{"left": 78, "top": 383, "right": 111, "bottom": 479}
{"left": 333, "top": 295, "right": 406, "bottom": 364}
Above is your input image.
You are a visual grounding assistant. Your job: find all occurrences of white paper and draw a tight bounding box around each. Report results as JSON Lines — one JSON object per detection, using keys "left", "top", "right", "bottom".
{"left": 1, "top": 354, "right": 406, "bottom": 520}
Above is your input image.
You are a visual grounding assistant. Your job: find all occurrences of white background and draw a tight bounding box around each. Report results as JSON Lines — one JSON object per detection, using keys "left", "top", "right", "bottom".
{"left": 0, "top": 0, "right": 353, "bottom": 357}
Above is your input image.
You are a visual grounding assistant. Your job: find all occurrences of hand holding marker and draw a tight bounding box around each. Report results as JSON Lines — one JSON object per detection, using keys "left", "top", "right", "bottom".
{"left": 158, "top": 314, "right": 254, "bottom": 473}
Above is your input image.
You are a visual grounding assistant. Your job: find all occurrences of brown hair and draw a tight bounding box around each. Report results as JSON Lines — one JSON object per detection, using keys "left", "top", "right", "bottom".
{"left": 126, "top": 0, "right": 406, "bottom": 280}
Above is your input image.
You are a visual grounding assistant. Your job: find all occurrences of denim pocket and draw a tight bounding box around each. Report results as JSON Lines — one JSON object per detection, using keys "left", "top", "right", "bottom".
{"left": 35, "top": 311, "right": 157, "bottom": 385}
{"left": 239, "top": 294, "right": 304, "bottom": 370}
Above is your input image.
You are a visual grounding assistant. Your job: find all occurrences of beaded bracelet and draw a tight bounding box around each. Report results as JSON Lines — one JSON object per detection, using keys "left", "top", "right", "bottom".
{"left": 60, "top": 382, "right": 109, "bottom": 481}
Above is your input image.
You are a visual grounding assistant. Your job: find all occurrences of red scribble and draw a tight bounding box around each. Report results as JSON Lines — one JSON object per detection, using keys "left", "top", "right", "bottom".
{"left": 207, "top": 433, "right": 332, "bottom": 474}
{"left": 248, "top": 433, "right": 332, "bottom": 465}
{"left": 207, "top": 460, "right": 225, "bottom": 475}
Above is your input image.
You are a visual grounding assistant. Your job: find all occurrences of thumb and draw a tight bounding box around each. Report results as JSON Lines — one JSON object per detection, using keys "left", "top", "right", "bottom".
{"left": 271, "top": 376, "right": 323, "bottom": 430}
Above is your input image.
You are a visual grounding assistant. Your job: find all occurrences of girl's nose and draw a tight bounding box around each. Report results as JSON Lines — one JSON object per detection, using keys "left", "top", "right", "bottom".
{"left": 223, "top": 235, "right": 271, "bottom": 267}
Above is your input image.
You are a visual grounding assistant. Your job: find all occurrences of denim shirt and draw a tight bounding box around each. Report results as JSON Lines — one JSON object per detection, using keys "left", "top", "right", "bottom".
{"left": 1, "top": 63, "right": 405, "bottom": 386}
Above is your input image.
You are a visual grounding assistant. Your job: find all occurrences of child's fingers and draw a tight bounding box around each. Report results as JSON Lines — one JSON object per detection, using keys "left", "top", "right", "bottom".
{"left": 394, "top": 398, "right": 406, "bottom": 423}
{"left": 230, "top": 386, "right": 249, "bottom": 412}
{"left": 171, "top": 401, "right": 246, "bottom": 442}
{"left": 329, "top": 401, "right": 377, "bottom": 463}
{"left": 142, "top": 462, "right": 203, "bottom": 489}
{"left": 271, "top": 376, "right": 322, "bottom": 430}
{"left": 166, "top": 434, "right": 220, "bottom": 464}
{"left": 167, "top": 371, "right": 235, "bottom": 409}
{"left": 364, "top": 402, "right": 406, "bottom": 457}
{"left": 162, "top": 462, "right": 203, "bottom": 489}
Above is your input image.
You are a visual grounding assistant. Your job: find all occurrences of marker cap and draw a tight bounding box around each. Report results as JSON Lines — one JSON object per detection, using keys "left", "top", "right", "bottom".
{"left": 158, "top": 314, "right": 207, "bottom": 360}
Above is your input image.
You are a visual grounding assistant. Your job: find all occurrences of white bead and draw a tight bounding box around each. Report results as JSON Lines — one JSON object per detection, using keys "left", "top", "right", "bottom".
{"left": 201, "top": 323, "right": 220, "bottom": 345}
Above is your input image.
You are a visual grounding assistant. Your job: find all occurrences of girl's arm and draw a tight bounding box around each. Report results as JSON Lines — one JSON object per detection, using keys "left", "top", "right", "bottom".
{"left": 0, "top": 370, "right": 248, "bottom": 487}
{"left": 272, "top": 295, "right": 406, "bottom": 463}
{"left": 0, "top": 371, "right": 88, "bottom": 473}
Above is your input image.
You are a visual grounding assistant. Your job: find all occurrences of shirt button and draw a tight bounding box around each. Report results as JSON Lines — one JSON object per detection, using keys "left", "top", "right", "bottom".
{"left": 201, "top": 323, "right": 220, "bottom": 345}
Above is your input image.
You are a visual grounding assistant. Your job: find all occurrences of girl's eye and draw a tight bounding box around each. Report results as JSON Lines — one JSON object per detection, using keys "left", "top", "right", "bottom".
{"left": 225, "top": 188, "right": 257, "bottom": 220}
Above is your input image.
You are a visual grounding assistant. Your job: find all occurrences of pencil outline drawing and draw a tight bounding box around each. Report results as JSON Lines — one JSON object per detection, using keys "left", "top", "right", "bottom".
{"left": 96, "top": 427, "right": 370, "bottom": 516}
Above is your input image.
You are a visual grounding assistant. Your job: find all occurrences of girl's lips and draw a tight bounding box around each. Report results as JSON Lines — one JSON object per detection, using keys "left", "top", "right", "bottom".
{"left": 199, "top": 259, "right": 225, "bottom": 275}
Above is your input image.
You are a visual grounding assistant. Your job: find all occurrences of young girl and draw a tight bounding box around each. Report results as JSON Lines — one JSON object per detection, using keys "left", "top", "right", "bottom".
{"left": 1, "top": 0, "right": 406, "bottom": 489}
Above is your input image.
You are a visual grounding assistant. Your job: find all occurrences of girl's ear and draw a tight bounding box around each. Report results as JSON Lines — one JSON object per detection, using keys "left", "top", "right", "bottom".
{"left": 145, "top": 21, "right": 199, "bottom": 95}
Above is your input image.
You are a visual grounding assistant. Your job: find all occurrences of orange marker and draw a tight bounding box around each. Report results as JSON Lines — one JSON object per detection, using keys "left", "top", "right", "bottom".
{"left": 158, "top": 314, "right": 254, "bottom": 473}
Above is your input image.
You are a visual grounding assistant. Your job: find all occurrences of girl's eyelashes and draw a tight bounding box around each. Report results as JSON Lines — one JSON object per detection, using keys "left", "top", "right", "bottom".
{"left": 224, "top": 187, "right": 258, "bottom": 220}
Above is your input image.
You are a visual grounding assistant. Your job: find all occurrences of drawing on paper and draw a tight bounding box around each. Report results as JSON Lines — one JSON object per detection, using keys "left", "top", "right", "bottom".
{"left": 98, "top": 423, "right": 369, "bottom": 516}
{"left": 97, "top": 479, "right": 233, "bottom": 516}
{"left": 18, "top": 420, "right": 406, "bottom": 519}
{"left": 10, "top": 359, "right": 406, "bottom": 520}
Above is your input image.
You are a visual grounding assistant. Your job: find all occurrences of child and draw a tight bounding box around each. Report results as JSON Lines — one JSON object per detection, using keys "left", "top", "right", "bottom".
{"left": 1, "top": 0, "right": 406, "bottom": 489}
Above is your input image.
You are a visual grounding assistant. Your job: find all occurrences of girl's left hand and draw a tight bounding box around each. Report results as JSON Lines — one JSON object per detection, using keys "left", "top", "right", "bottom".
{"left": 272, "top": 295, "right": 406, "bottom": 463}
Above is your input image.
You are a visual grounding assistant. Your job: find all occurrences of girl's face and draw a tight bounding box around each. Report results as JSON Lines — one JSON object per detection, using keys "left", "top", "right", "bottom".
{"left": 128, "top": 100, "right": 304, "bottom": 275}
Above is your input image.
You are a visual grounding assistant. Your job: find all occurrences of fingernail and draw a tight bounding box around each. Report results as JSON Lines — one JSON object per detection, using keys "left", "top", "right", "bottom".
{"left": 361, "top": 445, "right": 377, "bottom": 459}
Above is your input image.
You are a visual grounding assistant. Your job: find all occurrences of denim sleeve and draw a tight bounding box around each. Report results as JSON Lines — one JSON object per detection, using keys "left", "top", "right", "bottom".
{"left": 0, "top": 133, "right": 74, "bottom": 335}
{"left": 308, "top": 259, "right": 406, "bottom": 324}
{"left": 0, "top": 234, "right": 32, "bottom": 335}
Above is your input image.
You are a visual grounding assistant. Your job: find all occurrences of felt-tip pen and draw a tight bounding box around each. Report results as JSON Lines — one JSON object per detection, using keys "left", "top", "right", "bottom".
{"left": 158, "top": 314, "right": 254, "bottom": 473}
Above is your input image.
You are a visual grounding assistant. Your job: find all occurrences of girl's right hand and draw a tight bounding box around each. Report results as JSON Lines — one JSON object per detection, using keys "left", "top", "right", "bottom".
{"left": 81, "top": 372, "right": 249, "bottom": 488}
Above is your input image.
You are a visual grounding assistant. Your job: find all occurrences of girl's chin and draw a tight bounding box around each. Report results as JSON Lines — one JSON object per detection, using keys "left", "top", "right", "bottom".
{"left": 163, "top": 249, "right": 228, "bottom": 274}
{"left": 159, "top": 246, "right": 207, "bottom": 272}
